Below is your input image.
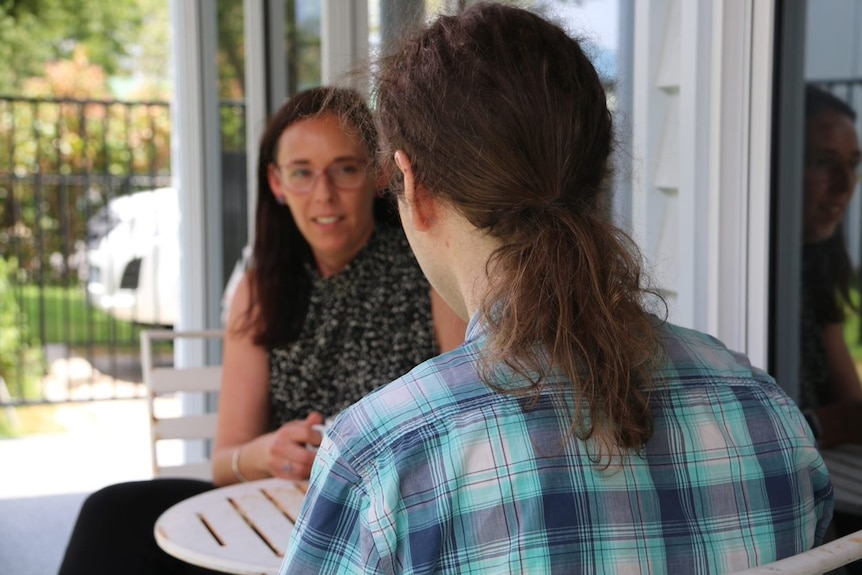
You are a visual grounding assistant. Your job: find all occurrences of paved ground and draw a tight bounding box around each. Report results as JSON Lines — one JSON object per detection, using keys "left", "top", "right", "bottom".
{"left": 0, "top": 347, "right": 192, "bottom": 575}
{"left": 0, "top": 399, "right": 154, "bottom": 575}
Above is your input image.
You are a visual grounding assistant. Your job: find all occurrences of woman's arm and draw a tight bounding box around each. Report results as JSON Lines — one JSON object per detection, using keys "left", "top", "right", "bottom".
{"left": 431, "top": 288, "right": 467, "bottom": 353}
{"left": 211, "top": 273, "right": 273, "bottom": 485}
{"left": 211, "top": 273, "right": 321, "bottom": 485}
{"left": 807, "top": 322, "right": 862, "bottom": 448}
{"left": 822, "top": 322, "right": 862, "bottom": 403}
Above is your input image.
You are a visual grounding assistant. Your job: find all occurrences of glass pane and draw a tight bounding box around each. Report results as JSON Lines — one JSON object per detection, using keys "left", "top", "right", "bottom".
{"left": 285, "top": 0, "right": 322, "bottom": 96}
{"left": 369, "top": 0, "right": 626, "bottom": 217}
{"left": 794, "top": 1, "right": 862, "bottom": 411}
{"left": 218, "top": 0, "right": 249, "bottom": 287}
{"left": 371, "top": 1, "right": 618, "bottom": 86}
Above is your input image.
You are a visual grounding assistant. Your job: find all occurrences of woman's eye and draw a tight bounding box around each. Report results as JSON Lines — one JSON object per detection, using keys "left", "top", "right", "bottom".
{"left": 290, "top": 168, "right": 313, "bottom": 179}
{"left": 810, "top": 156, "right": 832, "bottom": 169}
{"left": 334, "top": 163, "right": 360, "bottom": 175}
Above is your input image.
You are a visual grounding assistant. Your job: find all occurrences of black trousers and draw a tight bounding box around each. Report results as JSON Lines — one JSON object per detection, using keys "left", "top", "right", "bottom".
{"left": 57, "top": 478, "right": 222, "bottom": 575}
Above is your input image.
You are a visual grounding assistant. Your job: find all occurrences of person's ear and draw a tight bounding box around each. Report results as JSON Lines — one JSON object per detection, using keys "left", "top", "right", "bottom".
{"left": 267, "top": 164, "right": 287, "bottom": 205}
{"left": 394, "top": 151, "right": 434, "bottom": 231}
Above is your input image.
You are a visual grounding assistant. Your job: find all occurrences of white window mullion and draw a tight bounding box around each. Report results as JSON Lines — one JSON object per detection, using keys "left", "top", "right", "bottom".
{"left": 745, "top": 0, "right": 776, "bottom": 370}
{"left": 171, "top": 0, "right": 223, "bottom": 341}
{"left": 678, "top": 0, "right": 712, "bottom": 332}
{"left": 322, "top": 0, "right": 370, "bottom": 94}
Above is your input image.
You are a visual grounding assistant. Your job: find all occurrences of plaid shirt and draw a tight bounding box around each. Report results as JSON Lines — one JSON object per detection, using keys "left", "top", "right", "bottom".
{"left": 280, "top": 317, "right": 832, "bottom": 575}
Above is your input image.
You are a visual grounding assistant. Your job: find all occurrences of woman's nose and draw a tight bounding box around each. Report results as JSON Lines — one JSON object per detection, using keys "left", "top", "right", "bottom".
{"left": 310, "top": 173, "right": 337, "bottom": 201}
{"left": 829, "top": 164, "right": 856, "bottom": 195}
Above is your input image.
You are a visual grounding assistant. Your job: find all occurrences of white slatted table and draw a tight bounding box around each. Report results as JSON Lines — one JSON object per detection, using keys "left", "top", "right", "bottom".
{"left": 155, "top": 478, "right": 307, "bottom": 575}
{"left": 820, "top": 444, "right": 862, "bottom": 516}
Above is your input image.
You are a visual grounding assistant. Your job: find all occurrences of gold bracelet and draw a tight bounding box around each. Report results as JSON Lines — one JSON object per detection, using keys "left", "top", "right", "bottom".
{"left": 231, "top": 446, "right": 249, "bottom": 483}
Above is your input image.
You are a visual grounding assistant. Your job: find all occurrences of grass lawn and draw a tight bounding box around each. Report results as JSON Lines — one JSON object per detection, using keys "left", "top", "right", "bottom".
{"left": 0, "top": 404, "right": 67, "bottom": 436}
{"left": 17, "top": 284, "right": 142, "bottom": 345}
{"left": 1, "top": 284, "right": 147, "bottom": 437}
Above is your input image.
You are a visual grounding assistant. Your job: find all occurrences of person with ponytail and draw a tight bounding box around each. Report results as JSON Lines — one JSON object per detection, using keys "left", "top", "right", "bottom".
{"left": 279, "top": 5, "right": 831, "bottom": 574}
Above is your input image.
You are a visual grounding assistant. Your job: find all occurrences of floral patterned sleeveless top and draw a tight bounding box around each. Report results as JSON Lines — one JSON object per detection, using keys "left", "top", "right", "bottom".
{"left": 268, "top": 225, "right": 438, "bottom": 426}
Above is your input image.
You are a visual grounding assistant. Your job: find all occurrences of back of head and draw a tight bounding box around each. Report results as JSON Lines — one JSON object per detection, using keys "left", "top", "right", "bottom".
{"left": 376, "top": 3, "right": 611, "bottom": 227}
{"left": 375, "top": 3, "right": 663, "bottom": 460}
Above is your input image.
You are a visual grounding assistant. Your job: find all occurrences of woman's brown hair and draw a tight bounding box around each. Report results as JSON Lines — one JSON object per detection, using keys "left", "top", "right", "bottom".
{"left": 374, "top": 3, "right": 664, "bottom": 460}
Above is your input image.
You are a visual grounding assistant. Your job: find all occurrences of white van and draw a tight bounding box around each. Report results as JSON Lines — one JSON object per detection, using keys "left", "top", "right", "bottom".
{"left": 85, "top": 187, "right": 180, "bottom": 326}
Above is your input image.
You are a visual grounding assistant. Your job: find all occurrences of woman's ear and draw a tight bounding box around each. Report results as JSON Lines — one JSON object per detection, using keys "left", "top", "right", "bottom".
{"left": 267, "top": 164, "right": 287, "bottom": 205}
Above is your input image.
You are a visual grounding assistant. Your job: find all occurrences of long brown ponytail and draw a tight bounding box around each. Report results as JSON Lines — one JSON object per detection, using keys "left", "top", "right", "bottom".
{"left": 374, "top": 3, "right": 665, "bottom": 461}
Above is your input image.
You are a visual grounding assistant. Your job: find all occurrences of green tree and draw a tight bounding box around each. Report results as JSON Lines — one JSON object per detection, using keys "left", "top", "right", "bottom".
{"left": 0, "top": 257, "right": 43, "bottom": 402}
{"left": 217, "top": 0, "right": 245, "bottom": 99}
{"left": 0, "top": 0, "right": 161, "bottom": 96}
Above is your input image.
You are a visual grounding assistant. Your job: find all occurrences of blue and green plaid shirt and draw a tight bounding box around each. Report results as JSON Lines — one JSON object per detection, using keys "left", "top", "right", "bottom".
{"left": 280, "top": 317, "right": 832, "bottom": 574}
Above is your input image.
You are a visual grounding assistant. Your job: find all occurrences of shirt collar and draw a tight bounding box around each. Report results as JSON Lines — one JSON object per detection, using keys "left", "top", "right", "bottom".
{"left": 465, "top": 311, "right": 486, "bottom": 344}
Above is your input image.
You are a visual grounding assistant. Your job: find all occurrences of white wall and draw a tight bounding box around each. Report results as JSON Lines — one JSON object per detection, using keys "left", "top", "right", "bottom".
{"left": 629, "top": 0, "right": 775, "bottom": 368}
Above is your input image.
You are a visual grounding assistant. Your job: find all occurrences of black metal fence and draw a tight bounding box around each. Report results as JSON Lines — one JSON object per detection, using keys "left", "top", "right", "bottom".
{"left": 0, "top": 96, "right": 247, "bottom": 406}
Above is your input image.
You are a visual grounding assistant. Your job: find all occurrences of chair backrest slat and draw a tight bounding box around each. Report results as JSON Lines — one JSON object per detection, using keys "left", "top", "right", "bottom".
{"left": 152, "top": 413, "right": 218, "bottom": 441}
{"left": 140, "top": 329, "right": 224, "bottom": 481}
{"left": 149, "top": 366, "right": 222, "bottom": 394}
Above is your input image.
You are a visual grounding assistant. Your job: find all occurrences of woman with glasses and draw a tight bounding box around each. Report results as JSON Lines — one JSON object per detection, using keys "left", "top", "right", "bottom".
{"left": 798, "top": 85, "right": 862, "bottom": 449}
{"left": 58, "top": 86, "right": 465, "bottom": 575}
{"left": 798, "top": 86, "right": 862, "bottom": 572}
{"left": 212, "top": 86, "right": 466, "bottom": 486}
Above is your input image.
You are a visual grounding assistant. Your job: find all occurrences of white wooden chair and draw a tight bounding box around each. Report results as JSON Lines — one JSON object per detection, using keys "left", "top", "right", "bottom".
{"left": 732, "top": 528, "right": 862, "bottom": 574}
{"left": 140, "top": 329, "right": 224, "bottom": 480}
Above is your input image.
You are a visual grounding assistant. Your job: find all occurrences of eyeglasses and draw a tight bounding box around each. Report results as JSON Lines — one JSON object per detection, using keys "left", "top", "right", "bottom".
{"left": 805, "top": 153, "right": 861, "bottom": 186}
{"left": 273, "top": 159, "right": 369, "bottom": 194}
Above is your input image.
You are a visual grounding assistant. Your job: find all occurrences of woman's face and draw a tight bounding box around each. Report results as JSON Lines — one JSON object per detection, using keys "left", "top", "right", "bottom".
{"left": 803, "top": 108, "right": 861, "bottom": 244}
{"left": 268, "top": 114, "right": 377, "bottom": 277}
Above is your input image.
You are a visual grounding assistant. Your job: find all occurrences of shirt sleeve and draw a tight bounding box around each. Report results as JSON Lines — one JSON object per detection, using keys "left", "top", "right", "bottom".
{"left": 777, "top": 385, "right": 835, "bottom": 547}
{"left": 279, "top": 438, "right": 389, "bottom": 575}
{"left": 801, "top": 418, "right": 834, "bottom": 546}
{"left": 811, "top": 457, "right": 834, "bottom": 546}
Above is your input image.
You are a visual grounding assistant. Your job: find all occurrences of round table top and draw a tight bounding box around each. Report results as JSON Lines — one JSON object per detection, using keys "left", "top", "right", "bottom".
{"left": 155, "top": 477, "right": 308, "bottom": 575}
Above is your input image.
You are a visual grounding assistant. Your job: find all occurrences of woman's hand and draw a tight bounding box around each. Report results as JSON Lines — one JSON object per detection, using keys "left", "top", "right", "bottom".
{"left": 266, "top": 411, "right": 325, "bottom": 480}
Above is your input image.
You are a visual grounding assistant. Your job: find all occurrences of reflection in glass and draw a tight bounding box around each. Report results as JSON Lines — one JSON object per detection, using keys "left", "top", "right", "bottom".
{"left": 799, "top": 86, "right": 862, "bottom": 410}
{"left": 794, "top": 2, "right": 862, "bottom": 557}
{"left": 283, "top": 0, "right": 322, "bottom": 97}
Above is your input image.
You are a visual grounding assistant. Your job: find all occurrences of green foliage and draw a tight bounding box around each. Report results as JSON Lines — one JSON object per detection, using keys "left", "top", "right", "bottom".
{"left": 0, "top": 412, "right": 13, "bottom": 436}
{"left": 217, "top": 0, "right": 246, "bottom": 99}
{"left": 0, "top": 256, "right": 44, "bottom": 401}
{"left": 0, "top": 0, "right": 155, "bottom": 95}
{"left": 1, "top": 98, "right": 172, "bottom": 175}
{"left": 0, "top": 96, "right": 172, "bottom": 285}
